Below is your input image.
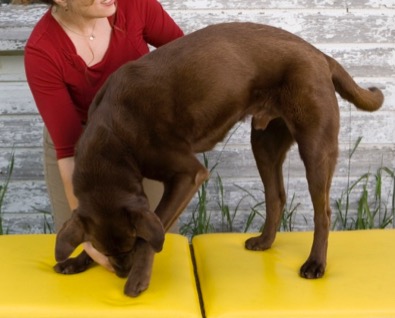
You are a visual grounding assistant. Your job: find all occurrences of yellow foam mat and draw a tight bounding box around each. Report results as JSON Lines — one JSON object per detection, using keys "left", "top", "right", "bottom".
{"left": 0, "top": 234, "right": 201, "bottom": 318}
{"left": 192, "top": 230, "right": 395, "bottom": 318}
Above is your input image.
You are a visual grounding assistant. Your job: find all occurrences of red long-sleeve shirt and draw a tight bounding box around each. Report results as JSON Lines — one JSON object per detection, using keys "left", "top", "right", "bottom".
{"left": 25, "top": 0, "right": 183, "bottom": 159}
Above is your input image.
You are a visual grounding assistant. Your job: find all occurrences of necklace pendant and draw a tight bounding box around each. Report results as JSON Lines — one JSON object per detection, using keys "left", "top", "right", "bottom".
{"left": 89, "top": 34, "right": 95, "bottom": 41}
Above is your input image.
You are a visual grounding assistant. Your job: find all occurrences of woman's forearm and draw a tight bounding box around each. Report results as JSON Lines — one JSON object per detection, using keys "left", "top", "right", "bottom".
{"left": 57, "top": 156, "right": 114, "bottom": 272}
{"left": 57, "top": 157, "right": 78, "bottom": 211}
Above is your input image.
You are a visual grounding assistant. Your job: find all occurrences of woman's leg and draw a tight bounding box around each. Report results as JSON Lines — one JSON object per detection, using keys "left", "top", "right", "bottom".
{"left": 43, "top": 127, "right": 72, "bottom": 232}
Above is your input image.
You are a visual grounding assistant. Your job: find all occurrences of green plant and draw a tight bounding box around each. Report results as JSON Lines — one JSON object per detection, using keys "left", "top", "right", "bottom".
{"left": 280, "top": 193, "right": 304, "bottom": 232}
{"left": 354, "top": 166, "right": 394, "bottom": 230}
{"left": 0, "top": 152, "right": 15, "bottom": 235}
{"left": 216, "top": 173, "right": 256, "bottom": 232}
{"left": 374, "top": 167, "right": 395, "bottom": 228}
{"left": 182, "top": 127, "right": 395, "bottom": 237}
{"left": 180, "top": 153, "right": 214, "bottom": 237}
{"left": 181, "top": 126, "right": 241, "bottom": 237}
{"left": 233, "top": 184, "right": 266, "bottom": 233}
{"left": 33, "top": 208, "right": 55, "bottom": 234}
{"left": 332, "top": 136, "right": 394, "bottom": 230}
{"left": 332, "top": 137, "right": 362, "bottom": 230}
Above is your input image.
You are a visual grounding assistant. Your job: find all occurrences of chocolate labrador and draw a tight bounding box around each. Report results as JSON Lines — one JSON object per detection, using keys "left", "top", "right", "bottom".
{"left": 54, "top": 22, "right": 383, "bottom": 296}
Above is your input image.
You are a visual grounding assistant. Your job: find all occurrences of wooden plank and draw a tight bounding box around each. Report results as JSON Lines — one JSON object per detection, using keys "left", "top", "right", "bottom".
{"left": 0, "top": 106, "right": 391, "bottom": 151}
{"left": 0, "top": 148, "right": 44, "bottom": 180}
{"left": 0, "top": 77, "right": 393, "bottom": 117}
{"left": 2, "top": 168, "right": 394, "bottom": 233}
{"left": 0, "top": 115, "right": 43, "bottom": 147}
{"left": 3, "top": 9, "right": 394, "bottom": 45}
{"left": 170, "top": 10, "right": 395, "bottom": 44}
{"left": 181, "top": 173, "right": 395, "bottom": 232}
{"left": 0, "top": 4, "right": 47, "bottom": 27}
{"left": 202, "top": 144, "right": 395, "bottom": 179}
{"left": 1, "top": 212, "right": 54, "bottom": 234}
{"left": 1, "top": 5, "right": 394, "bottom": 51}
{"left": 0, "top": 55, "right": 26, "bottom": 81}
{"left": 319, "top": 45, "right": 395, "bottom": 77}
{"left": 160, "top": 0, "right": 395, "bottom": 10}
{"left": 1, "top": 0, "right": 393, "bottom": 25}
{"left": 209, "top": 106, "right": 393, "bottom": 146}
{"left": 0, "top": 82, "right": 36, "bottom": 115}
{"left": 2, "top": 171, "right": 393, "bottom": 233}
{"left": 1, "top": 180, "right": 50, "bottom": 214}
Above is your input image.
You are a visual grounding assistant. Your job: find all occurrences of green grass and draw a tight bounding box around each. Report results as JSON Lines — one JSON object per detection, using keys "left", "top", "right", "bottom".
{"left": 333, "top": 166, "right": 394, "bottom": 230}
{"left": 33, "top": 208, "right": 55, "bottom": 234}
{"left": 0, "top": 152, "right": 14, "bottom": 235}
{"left": 182, "top": 134, "right": 394, "bottom": 238}
{"left": 1, "top": 152, "right": 55, "bottom": 235}
{"left": 180, "top": 153, "right": 214, "bottom": 237}
{"left": 332, "top": 137, "right": 395, "bottom": 230}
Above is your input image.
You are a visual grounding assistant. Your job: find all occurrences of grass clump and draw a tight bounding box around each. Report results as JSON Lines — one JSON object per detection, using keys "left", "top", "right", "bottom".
{"left": 0, "top": 152, "right": 14, "bottom": 235}
{"left": 332, "top": 137, "right": 395, "bottom": 230}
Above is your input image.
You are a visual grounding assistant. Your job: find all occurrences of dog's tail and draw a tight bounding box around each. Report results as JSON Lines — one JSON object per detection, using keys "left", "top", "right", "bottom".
{"left": 326, "top": 55, "right": 384, "bottom": 112}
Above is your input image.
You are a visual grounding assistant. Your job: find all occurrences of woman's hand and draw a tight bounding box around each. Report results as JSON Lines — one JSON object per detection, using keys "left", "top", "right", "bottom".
{"left": 82, "top": 241, "right": 114, "bottom": 272}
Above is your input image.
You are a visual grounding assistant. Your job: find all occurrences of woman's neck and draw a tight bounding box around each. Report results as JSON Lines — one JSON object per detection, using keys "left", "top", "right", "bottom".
{"left": 52, "top": 6, "right": 98, "bottom": 40}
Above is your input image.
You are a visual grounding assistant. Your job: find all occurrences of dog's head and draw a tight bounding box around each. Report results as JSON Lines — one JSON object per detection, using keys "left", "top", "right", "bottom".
{"left": 55, "top": 195, "right": 164, "bottom": 277}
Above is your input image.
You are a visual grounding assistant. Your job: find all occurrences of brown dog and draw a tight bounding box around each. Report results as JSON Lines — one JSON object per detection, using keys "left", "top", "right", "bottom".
{"left": 54, "top": 22, "right": 383, "bottom": 296}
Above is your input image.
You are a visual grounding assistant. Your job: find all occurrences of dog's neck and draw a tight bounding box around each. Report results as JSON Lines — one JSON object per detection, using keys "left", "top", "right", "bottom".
{"left": 73, "top": 122, "right": 145, "bottom": 198}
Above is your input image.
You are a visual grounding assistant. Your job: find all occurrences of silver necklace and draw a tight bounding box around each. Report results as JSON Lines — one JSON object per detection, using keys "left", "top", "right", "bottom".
{"left": 57, "top": 18, "right": 97, "bottom": 41}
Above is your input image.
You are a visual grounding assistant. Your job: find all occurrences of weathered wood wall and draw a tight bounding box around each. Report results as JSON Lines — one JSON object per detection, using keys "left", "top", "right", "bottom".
{"left": 0, "top": 1, "right": 394, "bottom": 234}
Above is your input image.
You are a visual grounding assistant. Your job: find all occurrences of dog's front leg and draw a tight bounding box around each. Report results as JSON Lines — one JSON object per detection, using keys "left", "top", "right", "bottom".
{"left": 124, "top": 239, "right": 155, "bottom": 297}
{"left": 154, "top": 155, "right": 209, "bottom": 231}
{"left": 54, "top": 250, "right": 93, "bottom": 274}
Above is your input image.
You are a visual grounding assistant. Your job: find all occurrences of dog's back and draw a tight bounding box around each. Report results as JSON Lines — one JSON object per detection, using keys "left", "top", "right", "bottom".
{"left": 89, "top": 23, "right": 380, "bottom": 162}
{"left": 88, "top": 23, "right": 322, "bottom": 152}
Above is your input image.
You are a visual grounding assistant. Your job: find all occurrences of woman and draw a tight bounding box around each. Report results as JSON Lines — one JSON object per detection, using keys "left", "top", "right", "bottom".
{"left": 25, "top": 0, "right": 183, "bottom": 270}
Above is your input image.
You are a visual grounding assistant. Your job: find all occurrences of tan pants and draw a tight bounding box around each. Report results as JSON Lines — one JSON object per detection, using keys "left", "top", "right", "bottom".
{"left": 43, "top": 128, "right": 175, "bottom": 232}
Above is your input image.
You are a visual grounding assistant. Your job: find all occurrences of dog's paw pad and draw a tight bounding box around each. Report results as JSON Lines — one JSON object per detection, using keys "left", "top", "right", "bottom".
{"left": 300, "top": 260, "right": 325, "bottom": 279}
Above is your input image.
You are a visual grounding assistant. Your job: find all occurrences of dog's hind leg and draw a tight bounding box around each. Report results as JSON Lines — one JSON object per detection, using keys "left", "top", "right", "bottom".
{"left": 245, "top": 118, "right": 294, "bottom": 251}
{"left": 294, "top": 91, "right": 340, "bottom": 279}
{"left": 153, "top": 153, "right": 210, "bottom": 231}
{"left": 297, "top": 132, "right": 338, "bottom": 279}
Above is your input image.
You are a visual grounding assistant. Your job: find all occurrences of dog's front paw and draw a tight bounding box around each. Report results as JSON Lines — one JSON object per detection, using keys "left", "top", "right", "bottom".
{"left": 124, "top": 270, "right": 151, "bottom": 297}
{"left": 54, "top": 251, "right": 93, "bottom": 274}
{"left": 245, "top": 235, "right": 273, "bottom": 251}
{"left": 300, "top": 259, "right": 325, "bottom": 279}
{"left": 123, "top": 242, "right": 155, "bottom": 297}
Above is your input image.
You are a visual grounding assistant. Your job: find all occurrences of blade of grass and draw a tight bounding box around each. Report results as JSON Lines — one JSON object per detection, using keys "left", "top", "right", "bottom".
{"left": 0, "top": 152, "right": 15, "bottom": 235}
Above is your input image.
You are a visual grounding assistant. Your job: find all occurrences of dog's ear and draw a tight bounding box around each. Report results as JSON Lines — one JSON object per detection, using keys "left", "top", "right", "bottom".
{"left": 55, "top": 210, "right": 86, "bottom": 262}
{"left": 136, "top": 211, "right": 165, "bottom": 252}
{"left": 127, "top": 208, "right": 165, "bottom": 253}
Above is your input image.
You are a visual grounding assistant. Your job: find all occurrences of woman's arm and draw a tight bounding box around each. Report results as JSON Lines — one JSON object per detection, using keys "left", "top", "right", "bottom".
{"left": 57, "top": 157, "right": 114, "bottom": 272}
{"left": 57, "top": 157, "right": 78, "bottom": 211}
{"left": 137, "top": 0, "right": 184, "bottom": 47}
